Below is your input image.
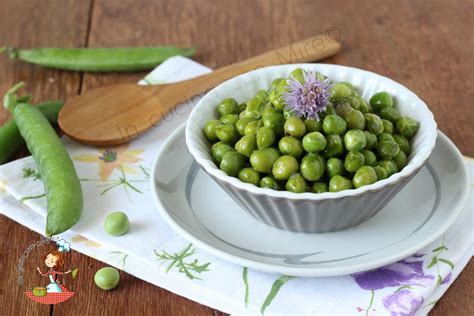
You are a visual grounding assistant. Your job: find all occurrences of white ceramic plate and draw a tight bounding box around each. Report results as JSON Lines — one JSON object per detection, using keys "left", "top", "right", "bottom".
{"left": 151, "top": 126, "right": 468, "bottom": 277}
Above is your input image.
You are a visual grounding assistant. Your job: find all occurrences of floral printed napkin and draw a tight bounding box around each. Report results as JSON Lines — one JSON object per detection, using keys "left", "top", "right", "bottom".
{"left": 1, "top": 56, "right": 472, "bottom": 315}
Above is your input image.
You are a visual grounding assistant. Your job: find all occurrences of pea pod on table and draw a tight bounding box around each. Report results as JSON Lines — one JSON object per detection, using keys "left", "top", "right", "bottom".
{"left": 0, "top": 100, "right": 63, "bottom": 164}
{"left": 3, "top": 83, "right": 83, "bottom": 236}
{"left": 1, "top": 46, "right": 195, "bottom": 72}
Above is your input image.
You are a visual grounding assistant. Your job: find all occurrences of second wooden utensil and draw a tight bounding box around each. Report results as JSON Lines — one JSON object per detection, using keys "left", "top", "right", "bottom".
{"left": 59, "top": 35, "right": 341, "bottom": 146}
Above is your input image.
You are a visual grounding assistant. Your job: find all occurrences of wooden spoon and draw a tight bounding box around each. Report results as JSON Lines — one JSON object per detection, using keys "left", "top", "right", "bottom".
{"left": 58, "top": 35, "right": 341, "bottom": 146}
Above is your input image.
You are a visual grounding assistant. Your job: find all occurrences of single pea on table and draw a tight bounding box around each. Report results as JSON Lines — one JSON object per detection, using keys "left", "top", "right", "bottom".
{"left": 203, "top": 68, "right": 419, "bottom": 194}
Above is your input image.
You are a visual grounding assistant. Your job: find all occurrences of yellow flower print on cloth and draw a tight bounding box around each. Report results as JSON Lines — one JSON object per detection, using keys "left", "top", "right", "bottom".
{"left": 74, "top": 144, "right": 144, "bottom": 181}
{"left": 71, "top": 234, "right": 102, "bottom": 247}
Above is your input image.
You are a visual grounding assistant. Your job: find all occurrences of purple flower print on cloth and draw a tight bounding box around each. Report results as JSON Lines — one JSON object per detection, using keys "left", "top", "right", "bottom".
{"left": 352, "top": 255, "right": 434, "bottom": 290}
{"left": 441, "top": 272, "right": 452, "bottom": 285}
{"left": 383, "top": 289, "right": 424, "bottom": 316}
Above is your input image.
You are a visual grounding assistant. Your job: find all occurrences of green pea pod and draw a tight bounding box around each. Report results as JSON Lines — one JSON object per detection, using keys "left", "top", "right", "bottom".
{"left": 1, "top": 46, "right": 195, "bottom": 72}
{"left": 0, "top": 100, "right": 63, "bottom": 164}
{"left": 4, "top": 83, "right": 82, "bottom": 236}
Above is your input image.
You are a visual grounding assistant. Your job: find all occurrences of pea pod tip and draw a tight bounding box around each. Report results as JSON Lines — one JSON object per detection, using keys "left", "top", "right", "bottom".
{"left": 0, "top": 46, "right": 19, "bottom": 59}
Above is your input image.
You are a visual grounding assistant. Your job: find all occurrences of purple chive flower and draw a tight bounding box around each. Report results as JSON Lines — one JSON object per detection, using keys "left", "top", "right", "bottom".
{"left": 283, "top": 71, "right": 331, "bottom": 120}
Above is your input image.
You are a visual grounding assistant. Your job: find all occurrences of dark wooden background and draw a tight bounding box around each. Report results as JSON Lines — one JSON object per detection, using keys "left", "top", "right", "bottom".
{"left": 1, "top": 0, "right": 472, "bottom": 315}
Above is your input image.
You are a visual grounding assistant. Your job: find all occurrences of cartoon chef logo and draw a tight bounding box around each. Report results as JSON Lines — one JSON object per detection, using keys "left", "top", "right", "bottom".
{"left": 24, "top": 238, "right": 77, "bottom": 305}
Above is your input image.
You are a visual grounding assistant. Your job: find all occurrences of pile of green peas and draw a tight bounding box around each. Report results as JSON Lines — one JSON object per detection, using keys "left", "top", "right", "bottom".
{"left": 203, "top": 68, "right": 419, "bottom": 193}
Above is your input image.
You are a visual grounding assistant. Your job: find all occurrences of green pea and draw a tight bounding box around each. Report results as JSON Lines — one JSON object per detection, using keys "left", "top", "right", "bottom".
{"left": 364, "top": 113, "right": 384, "bottom": 135}
{"left": 256, "top": 89, "right": 269, "bottom": 103}
{"left": 344, "top": 151, "right": 365, "bottom": 173}
{"left": 289, "top": 68, "right": 305, "bottom": 84}
{"left": 323, "top": 115, "right": 347, "bottom": 135}
{"left": 382, "top": 119, "right": 393, "bottom": 134}
{"left": 369, "top": 91, "right": 393, "bottom": 112}
{"left": 286, "top": 173, "right": 308, "bottom": 193}
{"left": 104, "top": 212, "right": 129, "bottom": 236}
{"left": 364, "top": 131, "right": 378, "bottom": 149}
{"left": 374, "top": 165, "right": 388, "bottom": 180}
{"left": 283, "top": 108, "right": 296, "bottom": 120}
{"left": 284, "top": 117, "right": 306, "bottom": 137}
{"left": 350, "top": 96, "right": 361, "bottom": 111}
{"left": 236, "top": 117, "right": 255, "bottom": 136}
{"left": 268, "top": 91, "right": 284, "bottom": 110}
{"left": 393, "top": 134, "right": 411, "bottom": 155}
{"left": 378, "top": 160, "right": 398, "bottom": 177}
{"left": 329, "top": 83, "right": 353, "bottom": 102}
{"left": 322, "top": 105, "right": 337, "bottom": 116}
{"left": 250, "top": 147, "right": 280, "bottom": 173}
{"left": 94, "top": 267, "right": 120, "bottom": 290}
{"left": 378, "top": 133, "right": 395, "bottom": 142}
{"left": 393, "top": 150, "right": 408, "bottom": 170}
{"left": 335, "top": 102, "right": 354, "bottom": 119}
{"left": 278, "top": 136, "right": 304, "bottom": 159}
{"left": 304, "top": 119, "right": 322, "bottom": 132}
{"left": 256, "top": 126, "right": 276, "bottom": 149}
{"left": 220, "top": 151, "right": 246, "bottom": 176}
{"left": 380, "top": 107, "right": 401, "bottom": 123}
{"left": 301, "top": 153, "right": 325, "bottom": 181}
{"left": 361, "top": 149, "right": 377, "bottom": 166}
{"left": 246, "top": 96, "right": 266, "bottom": 114}
{"left": 271, "top": 78, "right": 286, "bottom": 90}
{"left": 262, "top": 112, "right": 285, "bottom": 136}
{"left": 211, "top": 142, "right": 234, "bottom": 164}
{"left": 239, "top": 109, "right": 261, "bottom": 120}
{"left": 244, "top": 120, "right": 263, "bottom": 136}
{"left": 326, "top": 158, "right": 344, "bottom": 178}
{"left": 339, "top": 81, "right": 356, "bottom": 90}
{"left": 203, "top": 119, "right": 220, "bottom": 142}
{"left": 324, "top": 134, "right": 344, "bottom": 158}
{"left": 238, "top": 103, "right": 247, "bottom": 113}
{"left": 217, "top": 98, "right": 240, "bottom": 116}
{"left": 215, "top": 124, "right": 239, "bottom": 143}
{"left": 260, "top": 176, "right": 281, "bottom": 190}
{"left": 353, "top": 166, "right": 378, "bottom": 188}
{"left": 302, "top": 132, "right": 327, "bottom": 153}
{"left": 238, "top": 168, "right": 261, "bottom": 186}
{"left": 220, "top": 114, "right": 239, "bottom": 125}
{"left": 314, "top": 71, "right": 326, "bottom": 81}
{"left": 345, "top": 110, "right": 365, "bottom": 130}
{"left": 235, "top": 135, "right": 257, "bottom": 157}
{"left": 396, "top": 117, "right": 419, "bottom": 140}
{"left": 272, "top": 155, "right": 299, "bottom": 180}
{"left": 357, "top": 97, "right": 370, "bottom": 114}
{"left": 377, "top": 140, "right": 400, "bottom": 159}
{"left": 356, "top": 95, "right": 372, "bottom": 114}
{"left": 344, "top": 129, "right": 367, "bottom": 152}
{"left": 329, "top": 175, "right": 353, "bottom": 192}
{"left": 313, "top": 182, "right": 328, "bottom": 193}
{"left": 269, "top": 80, "right": 288, "bottom": 110}
{"left": 262, "top": 106, "right": 279, "bottom": 117}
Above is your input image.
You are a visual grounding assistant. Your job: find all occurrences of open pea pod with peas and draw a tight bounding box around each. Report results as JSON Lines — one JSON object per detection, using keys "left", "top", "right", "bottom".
{"left": 3, "top": 83, "right": 83, "bottom": 236}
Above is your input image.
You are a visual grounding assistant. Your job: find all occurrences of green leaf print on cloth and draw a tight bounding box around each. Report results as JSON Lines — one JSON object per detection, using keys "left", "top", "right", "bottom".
{"left": 260, "top": 275, "right": 294, "bottom": 315}
{"left": 154, "top": 243, "right": 210, "bottom": 280}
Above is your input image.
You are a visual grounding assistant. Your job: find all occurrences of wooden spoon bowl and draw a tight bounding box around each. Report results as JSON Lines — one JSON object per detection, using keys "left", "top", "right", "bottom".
{"left": 59, "top": 35, "right": 341, "bottom": 146}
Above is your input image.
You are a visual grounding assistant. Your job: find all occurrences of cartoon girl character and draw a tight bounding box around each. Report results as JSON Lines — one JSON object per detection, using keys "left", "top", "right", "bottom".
{"left": 36, "top": 250, "right": 71, "bottom": 293}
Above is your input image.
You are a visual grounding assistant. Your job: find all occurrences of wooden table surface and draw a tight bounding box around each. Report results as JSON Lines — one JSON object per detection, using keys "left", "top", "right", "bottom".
{"left": 1, "top": 0, "right": 472, "bottom": 315}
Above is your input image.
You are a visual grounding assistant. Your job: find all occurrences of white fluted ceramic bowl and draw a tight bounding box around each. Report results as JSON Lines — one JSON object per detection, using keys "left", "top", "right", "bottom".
{"left": 185, "top": 64, "right": 437, "bottom": 233}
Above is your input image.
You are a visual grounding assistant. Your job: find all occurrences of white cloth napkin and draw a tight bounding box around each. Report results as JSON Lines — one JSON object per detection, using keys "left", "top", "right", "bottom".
{"left": 1, "top": 56, "right": 472, "bottom": 315}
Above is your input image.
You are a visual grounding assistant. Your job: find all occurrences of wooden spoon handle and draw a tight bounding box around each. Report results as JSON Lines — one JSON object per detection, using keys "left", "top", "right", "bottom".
{"left": 158, "top": 34, "right": 341, "bottom": 99}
